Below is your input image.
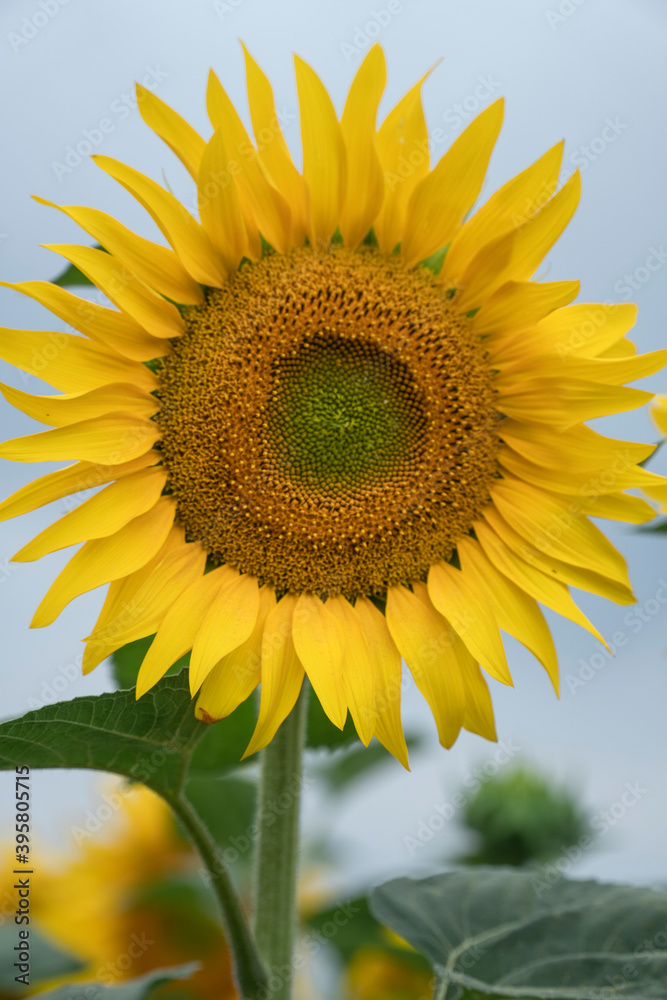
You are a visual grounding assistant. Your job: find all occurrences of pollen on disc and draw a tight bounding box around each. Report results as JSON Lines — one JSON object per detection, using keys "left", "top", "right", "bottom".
{"left": 156, "top": 246, "right": 499, "bottom": 598}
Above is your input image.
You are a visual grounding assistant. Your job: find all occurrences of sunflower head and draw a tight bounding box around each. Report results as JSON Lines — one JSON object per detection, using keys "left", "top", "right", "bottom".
{"left": 1, "top": 43, "right": 664, "bottom": 766}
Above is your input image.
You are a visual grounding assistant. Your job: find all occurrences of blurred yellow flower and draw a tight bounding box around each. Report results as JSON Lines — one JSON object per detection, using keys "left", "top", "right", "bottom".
{"left": 346, "top": 946, "right": 432, "bottom": 1000}
{"left": 24, "top": 782, "right": 238, "bottom": 997}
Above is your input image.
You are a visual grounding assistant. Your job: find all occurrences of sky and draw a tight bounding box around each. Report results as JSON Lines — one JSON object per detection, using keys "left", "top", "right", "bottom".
{"left": 0, "top": 0, "right": 666, "bottom": 898}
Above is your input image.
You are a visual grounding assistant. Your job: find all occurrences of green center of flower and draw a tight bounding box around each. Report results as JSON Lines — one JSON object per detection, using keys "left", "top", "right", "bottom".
{"left": 268, "top": 336, "right": 425, "bottom": 492}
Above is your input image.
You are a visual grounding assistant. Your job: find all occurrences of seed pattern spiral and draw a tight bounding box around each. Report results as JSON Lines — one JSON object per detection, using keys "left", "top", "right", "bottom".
{"left": 157, "top": 247, "right": 499, "bottom": 598}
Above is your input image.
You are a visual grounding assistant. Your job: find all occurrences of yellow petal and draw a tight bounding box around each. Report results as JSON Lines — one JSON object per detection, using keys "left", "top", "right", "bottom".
{"left": 491, "top": 479, "right": 631, "bottom": 586}
{"left": 0, "top": 452, "right": 160, "bottom": 522}
{"left": 242, "top": 593, "right": 305, "bottom": 755}
{"left": 135, "top": 567, "right": 230, "bottom": 698}
{"left": 0, "top": 323, "right": 158, "bottom": 394}
{"left": 196, "top": 585, "right": 277, "bottom": 725}
{"left": 327, "top": 595, "right": 376, "bottom": 746}
{"left": 654, "top": 396, "right": 667, "bottom": 438}
{"left": 88, "top": 523, "right": 185, "bottom": 635}
{"left": 495, "top": 376, "right": 652, "bottom": 428}
{"left": 498, "top": 444, "right": 665, "bottom": 497}
{"left": 242, "top": 43, "right": 308, "bottom": 246}
{"left": 339, "top": 44, "right": 386, "bottom": 249}
{"left": 292, "top": 593, "right": 346, "bottom": 729}
{"left": 136, "top": 84, "right": 206, "bottom": 182}
{"left": 0, "top": 382, "right": 159, "bottom": 428}
{"left": 385, "top": 583, "right": 465, "bottom": 749}
{"left": 93, "top": 154, "right": 226, "bottom": 287}
{"left": 547, "top": 350, "right": 667, "bottom": 387}
{"left": 14, "top": 467, "right": 167, "bottom": 562}
{"left": 294, "top": 55, "right": 346, "bottom": 246}
{"left": 0, "top": 282, "right": 167, "bottom": 362}
{"left": 31, "top": 497, "right": 176, "bottom": 627}
{"left": 402, "top": 99, "right": 505, "bottom": 266}
{"left": 0, "top": 413, "right": 160, "bottom": 464}
{"left": 354, "top": 596, "right": 409, "bottom": 769}
{"left": 206, "top": 70, "right": 291, "bottom": 255}
{"left": 534, "top": 302, "right": 638, "bottom": 359}
{"left": 461, "top": 654, "right": 497, "bottom": 743}
{"left": 42, "top": 245, "right": 184, "bottom": 341}
{"left": 426, "top": 562, "right": 511, "bottom": 685}
{"left": 33, "top": 198, "right": 203, "bottom": 306}
{"left": 197, "top": 127, "right": 252, "bottom": 271}
{"left": 456, "top": 170, "right": 581, "bottom": 310}
{"left": 374, "top": 68, "right": 433, "bottom": 254}
{"left": 474, "top": 514, "right": 607, "bottom": 643}
{"left": 583, "top": 491, "right": 657, "bottom": 524}
{"left": 83, "top": 531, "right": 206, "bottom": 672}
{"left": 458, "top": 535, "right": 558, "bottom": 693}
{"left": 499, "top": 419, "right": 654, "bottom": 473}
{"left": 599, "top": 337, "right": 635, "bottom": 359}
{"left": 189, "top": 569, "right": 261, "bottom": 694}
{"left": 473, "top": 279, "right": 580, "bottom": 340}
{"left": 441, "top": 141, "right": 564, "bottom": 284}
{"left": 484, "top": 503, "right": 634, "bottom": 606}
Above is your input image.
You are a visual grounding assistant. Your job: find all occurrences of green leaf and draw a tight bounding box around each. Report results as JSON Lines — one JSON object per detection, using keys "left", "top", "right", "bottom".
{"left": 0, "top": 926, "right": 83, "bottom": 993}
{"left": 35, "top": 964, "right": 199, "bottom": 1000}
{"left": 0, "top": 672, "right": 205, "bottom": 797}
{"left": 370, "top": 868, "right": 667, "bottom": 1000}
{"left": 51, "top": 244, "right": 104, "bottom": 286}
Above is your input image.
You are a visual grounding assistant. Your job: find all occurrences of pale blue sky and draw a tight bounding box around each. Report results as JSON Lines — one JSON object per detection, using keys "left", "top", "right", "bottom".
{"left": 1, "top": 0, "right": 666, "bottom": 895}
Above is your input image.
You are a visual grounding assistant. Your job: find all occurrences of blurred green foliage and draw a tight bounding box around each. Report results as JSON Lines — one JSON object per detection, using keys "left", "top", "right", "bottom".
{"left": 460, "top": 766, "right": 588, "bottom": 866}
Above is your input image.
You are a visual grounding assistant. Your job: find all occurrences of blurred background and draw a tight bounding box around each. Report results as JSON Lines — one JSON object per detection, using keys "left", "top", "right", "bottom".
{"left": 0, "top": 0, "right": 666, "bottom": 995}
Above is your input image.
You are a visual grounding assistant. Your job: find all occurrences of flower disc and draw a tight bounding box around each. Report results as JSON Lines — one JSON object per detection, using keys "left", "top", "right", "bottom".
{"left": 157, "top": 247, "right": 499, "bottom": 597}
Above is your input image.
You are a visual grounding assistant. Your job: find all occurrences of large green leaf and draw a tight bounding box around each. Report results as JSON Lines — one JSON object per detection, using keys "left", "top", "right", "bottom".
{"left": 0, "top": 672, "right": 208, "bottom": 796}
{"left": 35, "top": 964, "right": 199, "bottom": 1000}
{"left": 0, "top": 926, "right": 83, "bottom": 993}
{"left": 370, "top": 868, "right": 667, "bottom": 999}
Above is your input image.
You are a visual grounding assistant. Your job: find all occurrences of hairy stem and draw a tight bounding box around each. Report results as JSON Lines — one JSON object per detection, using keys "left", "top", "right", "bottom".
{"left": 168, "top": 790, "right": 268, "bottom": 999}
{"left": 252, "top": 684, "right": 310, "bottom": 999}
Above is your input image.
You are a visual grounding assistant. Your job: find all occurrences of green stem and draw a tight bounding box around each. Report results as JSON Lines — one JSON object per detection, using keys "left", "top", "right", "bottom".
{"left": 433, "top": 974, "right": 449, "bottom": 1000}
{"left": 168, "top": 790, "right": 268, "bottom": 999}
{"left": 252, "top": 684, "right": 310, "bottom": 999}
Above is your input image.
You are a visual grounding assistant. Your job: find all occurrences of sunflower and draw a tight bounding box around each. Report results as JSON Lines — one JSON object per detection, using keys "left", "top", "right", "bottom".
{"left": 1, "top": 45, "right": 665, "bottom": 767}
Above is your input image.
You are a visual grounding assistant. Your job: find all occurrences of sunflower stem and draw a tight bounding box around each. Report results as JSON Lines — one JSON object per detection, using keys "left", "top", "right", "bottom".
{"left": 252, "top": 683, "right": 310, "bottom": 999}
{"left": 168, "top": 790, "right": 268, "bottom": 999}
{"left": 433, "top": 974, "right": 449, "bottom": 1000}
